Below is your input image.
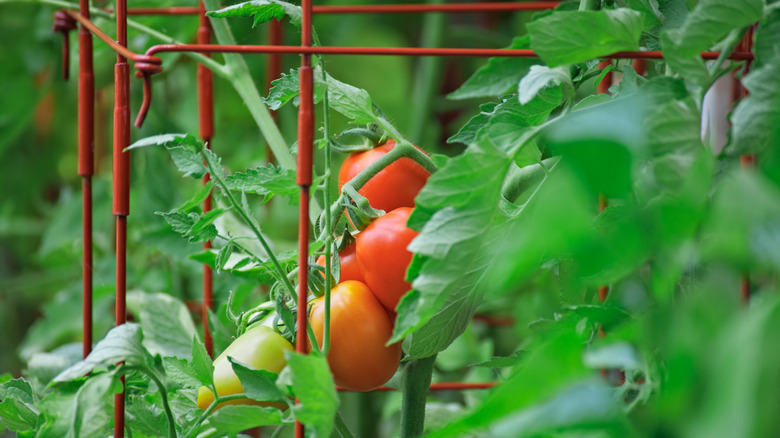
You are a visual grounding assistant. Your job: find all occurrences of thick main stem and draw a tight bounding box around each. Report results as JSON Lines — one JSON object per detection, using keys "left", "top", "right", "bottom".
{"left": 399, "top": 355, "right": 437, "bottom": 438}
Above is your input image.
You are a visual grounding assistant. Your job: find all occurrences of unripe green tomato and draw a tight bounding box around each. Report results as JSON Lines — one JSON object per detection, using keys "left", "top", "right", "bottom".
{"left": 197, "top": 325, "right": 293, "bottom": 410}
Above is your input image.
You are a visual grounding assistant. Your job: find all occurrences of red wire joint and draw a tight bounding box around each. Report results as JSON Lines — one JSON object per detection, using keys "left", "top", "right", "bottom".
{"left": 52, "top": 11, "right": 77, "bottom": 80}
{"left": 133, "top": 54, "right": 163, "bottom": 127}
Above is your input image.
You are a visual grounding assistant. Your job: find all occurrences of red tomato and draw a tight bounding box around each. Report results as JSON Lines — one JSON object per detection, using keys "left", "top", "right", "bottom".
{"left": 315, "top": 242, "right": 365, "bottom": 284}
{"left": 309, "top": 281, "right": 402, "bottom": 391}
{"left": 356, "top": 207, "right": 418, "bottom": 312}
{"left": 338, "top": 140, "right": 430, "bottom": 213}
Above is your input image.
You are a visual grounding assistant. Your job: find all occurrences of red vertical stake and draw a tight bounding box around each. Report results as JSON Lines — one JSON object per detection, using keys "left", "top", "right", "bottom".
{"left": 736, "top": 27, "right": 755, "bottom": 304}
{"left": 296, "top": 0, "right": 314, "bottom": 437}
{"left": 113, "top": 0, "right": 130, "bottom": 436}
{"left": 197, "top": 1, "right": 216, "bottom": 358}
{"left": 78, "top": 0, "right": 95, "bottom": 359}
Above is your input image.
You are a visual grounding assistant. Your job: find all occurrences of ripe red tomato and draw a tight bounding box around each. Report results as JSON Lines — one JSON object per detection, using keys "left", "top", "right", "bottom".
{"left": 355, "top": 207, "right": 418, "bottom": 312}
{"left": 315, "top": 242, "right": 365, "bottom": 284}
{"left": 338, "top": 140, "right": 430, "bottom": 213}
{"left": 309, "top": 281, "right": 402, "bottom": 391}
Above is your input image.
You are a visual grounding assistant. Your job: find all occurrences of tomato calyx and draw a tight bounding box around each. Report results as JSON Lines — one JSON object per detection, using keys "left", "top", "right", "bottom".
{"left": 331, "top": 126, "right": 386, "bottom": 153}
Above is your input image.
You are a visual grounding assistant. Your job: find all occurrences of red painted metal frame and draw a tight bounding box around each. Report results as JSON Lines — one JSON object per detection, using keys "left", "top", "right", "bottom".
{"left": 54, "top": 2, "right": 758, "bottom": 437}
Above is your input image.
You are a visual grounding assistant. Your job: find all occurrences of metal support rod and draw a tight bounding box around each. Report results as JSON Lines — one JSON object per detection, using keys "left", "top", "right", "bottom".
{"left": 197, "top": 0, "right": 215, "bottom": 358}
{"left": 295, "top": 0, "right": 314, "bottom": 437}
{"left": 77, "top": 0, "right": 95, "bottom": 359}
{"left": 113, "top": 0, "right": 130, "bottom": 435}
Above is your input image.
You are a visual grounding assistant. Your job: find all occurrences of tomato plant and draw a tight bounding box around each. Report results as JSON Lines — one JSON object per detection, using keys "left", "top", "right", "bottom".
{"left": 309, "top": 281, "right": 401, "bottom": 391}
{"left": 196, "top": 325, "right": 293, "bottom": 410}
{"left": 338, "top": 140, "right": 430, "bottom": 213}
{"left": 356, "top": 207, "right": 418, "bottom": 312}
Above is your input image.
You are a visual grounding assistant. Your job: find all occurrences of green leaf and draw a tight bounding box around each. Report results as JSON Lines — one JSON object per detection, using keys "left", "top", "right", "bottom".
{"left": 429, "top": 326, "right": 592, "bottom": 437}
{"left": 0, "top": 379, "right": 39, "bottom": 433}
{"left": 225, "top": 164, "right": 299, "bottom": 204}
{"left": 162, "top": 357, "right": 203, "bottom": 389}
{"left": 625, "top": 0, "right": 663, "bottom": 27}
{"left": 285, "top": 352, "right": 338, "bottom": 437}
{"left": 157, "top": 209, "right": 224, "bottom": 244}
{"left": 229, "top": 358, "right": 287, "bottom": 404}
{"left": 265, "top": 68, "right": 326, "bottom": 111}
{"left": 661, "top": 0, "right": 763, "bottom": 85}
{"left": 54, "top": 324, "right": 150, "bottom": 382}
{"left": 177, "top": 181, "right": 214, "bottom": 213}
{"left": 701, "top": 171, "right": 780, "bottom": 269}
{"left": 128, "top": 292, "right": 198, "bottom": 360}
{"left": 207, "top": 0, "right": 299, "bottom": 27}
{"left": 70, "top": 373, "right": 123, "bottom": 438}
{"left": 528, "top": 9, "right": 645, "bottom": 67}
{"left": 518, "top": 66, "right": 572, "bottom": 105}
{"left": 191, "top": 336, "right": 214, "bottom": 387}
{"left": 127, "top": 133, "right": 207, "bottom": 178}
{"left": 126, "top": 394, "right": 168, "bottom": 438}
{"left": 727, "top": 55, "right": 780, "bottom": 156}
{"left": 448, "top": 36, "right": 541, "bottom": 100}
{"left": 752, "top": 7, "right": 780, "bottom": 70}
{"left": 583, "top": 342, "right": 644, "bottom": 371}
{"left": 204, "top": 405, "right": 283, "bottom": 432}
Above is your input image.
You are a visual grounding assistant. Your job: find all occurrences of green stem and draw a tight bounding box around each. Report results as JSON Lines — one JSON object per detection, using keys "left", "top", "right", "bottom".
{"left": 202, "top": 0, "right": 295, "bottom": 172}
{"left": 315, "top": 141, "right": 437, "bottom": 242}
{"left": 185, "top": 394, "right": 250, "bottom": 438}
{"left": 120, "top": 365, "right": 177, "bottom": 438}
{"left": 501, "top": 157, "right": 560, "bottom": 203}
{"left": 201, "top": 147, "right": 297, "bottom": 299}
{"left": 399, "top": 355, "right": 437, "bottom": 438}
{"left": 409, "top": 0, "right": 445, "bottom": 143}
{"left": 320, "top": 56, "right": 333, "bottom": 357}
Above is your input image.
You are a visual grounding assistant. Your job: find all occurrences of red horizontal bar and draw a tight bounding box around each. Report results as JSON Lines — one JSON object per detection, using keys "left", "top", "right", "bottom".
{"left": 145, "top": 43, "right": 755, "bottom": 61}
{"left": 311, "top": 2, "right": 561, "bottom": 14}
{"left": 113, "top": 2, "right": 559, "bottom": 16}
{"left": 337, "top": 382, "right": 497, "bottom": 392}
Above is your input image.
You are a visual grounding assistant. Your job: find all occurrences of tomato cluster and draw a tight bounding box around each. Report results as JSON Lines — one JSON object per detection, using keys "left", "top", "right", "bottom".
{"left": 309, "top": 140, "right": 428, "bottom": 391}
{"left": 198, "top": 140, "right": 429, "bottom": 405}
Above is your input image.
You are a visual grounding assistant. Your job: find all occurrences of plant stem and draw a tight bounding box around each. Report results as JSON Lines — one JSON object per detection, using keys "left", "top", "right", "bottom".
{"left": 320, "top": 56, "right": 333, "bottom": 357}
{"left": 399, "top": 355, "right": 437, "bottom": 438}
{"left": 184, "top": 394, "right": 250, "bottom": 438}
{"left": 201, "top": 148, "right": 297, "bottom": 299}
{"left": 315, "top": 142, "right": 437, "bottom": 241}
{"left": 202, "top": 0, "right": 295, "bottom": 172}
{"left": 121, "top": 365, "right": 178, "bottom": 438}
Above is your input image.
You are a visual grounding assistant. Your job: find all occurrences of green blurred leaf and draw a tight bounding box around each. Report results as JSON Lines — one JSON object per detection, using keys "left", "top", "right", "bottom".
{"left": 518, "top": 66, "right": 572, "bottom": 105}
{"left": 129, "top": 292, "right": 198, "bottom": 360}
{"left": 448, "top": 36, "right": 541, "bottom": 100}
{"left": 528, "top": 9, "right": 645, "bottom": 67}
{"left": 70, "top": 373, "right": 123, "bottom": 438}
{"left": 727, "top": 54, "right": 780, "bottom": 156}
{"left": 207, "top": 0, "right": 299, "bottom": 27}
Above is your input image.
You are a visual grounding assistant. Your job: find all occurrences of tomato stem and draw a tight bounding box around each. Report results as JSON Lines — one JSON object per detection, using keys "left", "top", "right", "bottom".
{"left": 119, "top": 365, "right": 178, "bottom": 438}
{"left": 399, "top": 354, "right": 437, "bottom": 438}
{"left": 320, "top": 54, "right": 333, "bottom": 357}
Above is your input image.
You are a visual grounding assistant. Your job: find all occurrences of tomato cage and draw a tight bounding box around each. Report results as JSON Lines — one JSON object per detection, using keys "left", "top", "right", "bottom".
{"left": 48, "top": 0, "right": 757, "bottom": 437}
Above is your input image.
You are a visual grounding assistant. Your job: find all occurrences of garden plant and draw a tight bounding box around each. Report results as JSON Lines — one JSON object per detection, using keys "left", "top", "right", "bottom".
{"left": 1, "top": 0, "right": 780, "bottom": 437}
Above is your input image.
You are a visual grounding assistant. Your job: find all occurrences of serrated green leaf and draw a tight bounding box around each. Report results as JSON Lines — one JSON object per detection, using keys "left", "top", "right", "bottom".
{"left": 191, "top": 336, "right": 214, "bottom": 388}
{"left": 130, "top": 292, "right": 198, "bottom": 360}
{"left": 528, "top": 9, "right": 645, "bottom": 67}
{"left": 157, "top": 209, "right": 221, "bottom": 244}
{"left": 225, "top": 164, "right": 299, "bottom": 204}
{"left": 127, "top": 133, "right": 207, "bottom": 178}
{"left": 162, "top": 357, "right": 203, "bottom": 389}
{"left": 54, "top": 324, "right": 150, "bottom": 382}
{"left": 0, "top": 379, "right": 39, "bottom": 433}
{"left": 448, "top": 36, "right": 541, "bottom": 100}
{"left": 71, "top": 373, "right": 122, "bottom": 438}
{"left": 285, "top": 352, "right": 338, "bottom": 437}
{"left": 177, "top": 181, "right": 214, "bottom": 213}
{"left": 207, "top": 0, "right": 301, "bottom": 27}
{"left": 265, "top": 68, "right": 326, "bottom": 111}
